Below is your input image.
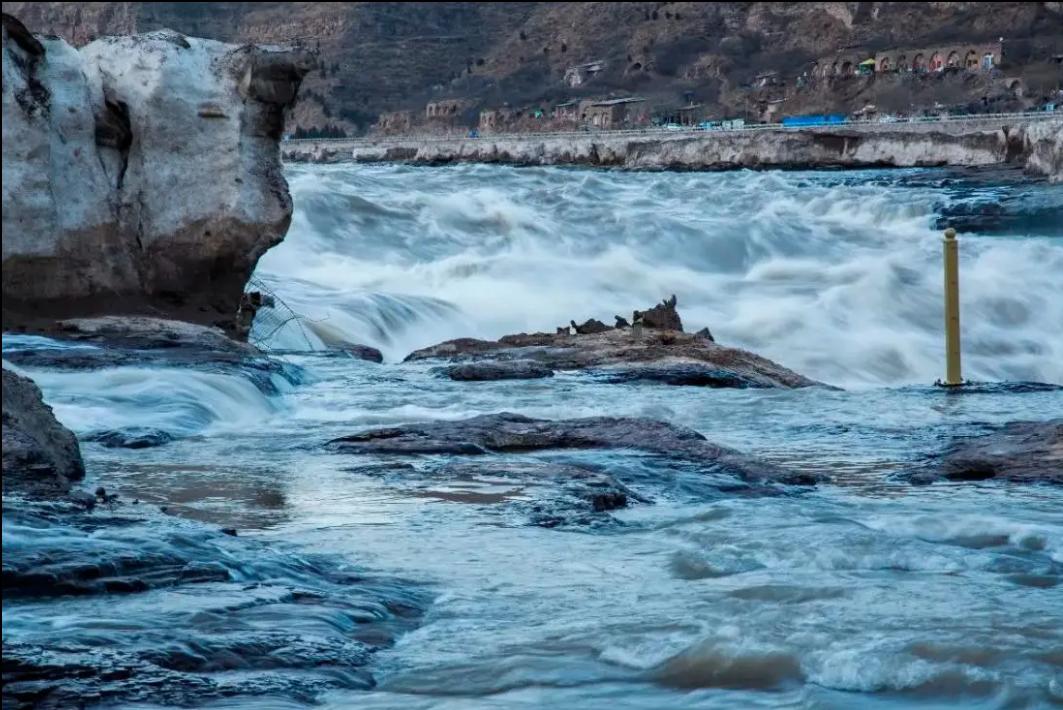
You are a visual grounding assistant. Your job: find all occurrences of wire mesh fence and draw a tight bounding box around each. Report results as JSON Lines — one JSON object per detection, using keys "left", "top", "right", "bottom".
{"left": 243, "top": 277, "right": 316, "bottom": 354}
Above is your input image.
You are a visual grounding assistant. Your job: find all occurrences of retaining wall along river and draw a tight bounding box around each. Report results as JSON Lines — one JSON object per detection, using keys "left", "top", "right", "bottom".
{"left": 283, "top": 115, "right": 1062, "bottom": 180}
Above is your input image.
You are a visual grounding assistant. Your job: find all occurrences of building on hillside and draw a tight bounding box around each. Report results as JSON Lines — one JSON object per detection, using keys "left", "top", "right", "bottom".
{"left": 580, "top": 97, "right": 646, "bottom": 129}
{"left": 478, "top": 107, "right": 518, "bottom": 132}
{"left": 564, "top": 60, "right": 605, "bottom": 88}
{"left": 656, "top": 103, "right": 704, "bottom": 126}
{"left": 375, "top": 110, "right": 412, "bottom": 134}
{"left": 425, "top": 99, "right": 470, "bottom": 121}
{"left": 553, "top": 99, "right": 581, "bottom": 123}
{"left": 812, "top": 40, "right": 1004, "bottom": 78}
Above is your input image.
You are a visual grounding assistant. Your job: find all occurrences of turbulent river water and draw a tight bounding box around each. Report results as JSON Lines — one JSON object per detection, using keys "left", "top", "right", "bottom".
{"left": 4, "top": 165, "right": 1062, "bottom": 709}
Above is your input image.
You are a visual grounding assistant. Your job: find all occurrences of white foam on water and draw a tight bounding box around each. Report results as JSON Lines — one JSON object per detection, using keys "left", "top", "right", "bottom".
{"left": 18, "top": 366, "right": 284, "bottom": 436}
{"left": 254, "top": 165, "right": 1063, "bottom": 385}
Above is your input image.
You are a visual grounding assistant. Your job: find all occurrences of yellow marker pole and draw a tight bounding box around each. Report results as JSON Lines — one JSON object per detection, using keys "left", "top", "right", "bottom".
{"left": 940, "top": 227, "right": 964, "bottom": 386}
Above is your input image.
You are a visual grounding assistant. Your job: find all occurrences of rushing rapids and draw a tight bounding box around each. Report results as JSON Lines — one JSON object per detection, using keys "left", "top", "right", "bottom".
{"left": 3, "top": 164, "right": 1061, "bottom": 709}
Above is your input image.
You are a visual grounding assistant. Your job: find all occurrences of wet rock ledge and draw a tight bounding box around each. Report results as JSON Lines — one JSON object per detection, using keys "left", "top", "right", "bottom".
{"left": 2, "top": 368, "right": 85, "bottom": 497}
{"left": 408, "top": 296, "right": 824, "bottom": 389}
{"left": 913, "top": 419, "right": 1062, "bottom": 485}
{"left": 329, "top": 412, "right": 824, "bottom": 487}
{"left": 2, "top": 317, "right": 301, "bottom": 397}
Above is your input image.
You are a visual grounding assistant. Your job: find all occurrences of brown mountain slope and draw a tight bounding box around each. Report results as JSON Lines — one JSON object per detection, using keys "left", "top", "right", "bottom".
{"left": 4, "top": 2, "right": 1062, "bottom": 134}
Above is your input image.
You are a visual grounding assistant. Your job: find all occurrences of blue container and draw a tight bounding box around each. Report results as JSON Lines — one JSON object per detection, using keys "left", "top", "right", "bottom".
{"left": 781, "top": 114, "right": 848, "bottom": 127}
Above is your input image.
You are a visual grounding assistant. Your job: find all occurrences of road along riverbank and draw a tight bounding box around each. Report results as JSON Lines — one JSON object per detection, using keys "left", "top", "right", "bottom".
{"left": 283, "top": 115, "right": 1062, "bottom": 181}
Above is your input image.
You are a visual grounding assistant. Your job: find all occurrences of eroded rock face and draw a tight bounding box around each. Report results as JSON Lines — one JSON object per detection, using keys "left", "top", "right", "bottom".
{"left": 1022, "top": 121, "right": 1063, "bottom": 183}
{"left": 328, "top": 412, "right": 824, "bottom": 485}
{"left": 1, "top": 13, "right": 313, "bottom": 336}
{"left": 2, "top": 368, "right": 85, "bottom": 495}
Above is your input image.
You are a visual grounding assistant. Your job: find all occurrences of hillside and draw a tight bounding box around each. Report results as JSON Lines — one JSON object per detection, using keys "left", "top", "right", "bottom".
{"left": 4, "top": 2, "right": 1062, "bottom": 135}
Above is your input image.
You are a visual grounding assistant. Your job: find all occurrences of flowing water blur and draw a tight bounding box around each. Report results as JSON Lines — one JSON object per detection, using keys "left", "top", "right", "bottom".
{"left": 3, "top": 165, "right": 1062, "bottom": 709}
{"left": 256, "top": 164, "right": 1062, "bottom": 385}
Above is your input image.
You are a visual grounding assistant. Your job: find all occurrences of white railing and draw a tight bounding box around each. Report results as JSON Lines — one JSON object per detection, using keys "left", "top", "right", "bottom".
{"left": 283, "top": 110, "right": 1059, "bottom": 148}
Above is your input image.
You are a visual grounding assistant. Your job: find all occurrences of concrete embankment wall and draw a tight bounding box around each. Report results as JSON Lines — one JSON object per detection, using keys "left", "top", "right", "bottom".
{"left": 283, "top": 120, "right": 1063, "bottom": 180}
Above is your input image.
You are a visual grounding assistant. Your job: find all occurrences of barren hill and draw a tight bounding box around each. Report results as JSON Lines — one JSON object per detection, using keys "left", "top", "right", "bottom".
{"left": 4, "top": 2, "right": 1062, "bottom": 135}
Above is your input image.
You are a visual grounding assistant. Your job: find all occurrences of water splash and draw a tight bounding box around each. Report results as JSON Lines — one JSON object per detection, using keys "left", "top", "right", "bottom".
{"left": 253, "top": 165, "right": 1063, "bottom": 385}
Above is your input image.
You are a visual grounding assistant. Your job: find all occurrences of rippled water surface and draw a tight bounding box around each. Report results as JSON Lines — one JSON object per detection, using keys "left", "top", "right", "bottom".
{"left": 4, "top": 165, "right": 1062, "bottom": 709}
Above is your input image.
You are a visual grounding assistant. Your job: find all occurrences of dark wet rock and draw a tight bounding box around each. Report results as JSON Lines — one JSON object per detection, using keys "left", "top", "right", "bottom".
{"left": 443, "top": 361, "right": 555, "bottom": 381}
{"left": 615, "top": 315, "right": 630, "bottom": 328}
{"left": 1005, "top": 574, "right": 1060, "bottom": 589}
{"left": 94, "top": 486, "right": 120, "bottom": 506}
{"left": 694, "top": 326, "right": 715, "bottom": 342}
{"left": 67, "top": 489, "right": 98, "bottom": 510}
{"left": 927, "top": 419, "right": 1062, "bottom": 485}
{"left": 595, "top": 363, "right": 764, "bottom": 388}
{"left": 669, "top": 549, "right": 767, "bottom": 580}
{"left": 2, "top": 368, "right": 84, "bottom": 496}
{"left": 50, "top": 316, "right": 257, "bottom": 353}
{"left": 433, "top": 460, "right": 650, "bottom": 527}
{"left": 652, "top": 640, "right": 804, "bottom": 690}
{"left": 1, "top": 637, "right": 376, "bottom": 709}
{"left": 347, "top": 344, "right": 384, "bottom": 363}
{"left": 87, "top": 428, "right": 176, "bottom": 449}
{"left": 1, "top": 501, "right": 427, "bottom": 708}
{"left": 328, "top": 412, "right": 823, "bottom": 485}
{"left": 406, "top": 327, "right": 821, "bottom": 389}
{"left": 571, "top": 318, "right": 611, "bottom": 335}
{"left": 635, "top": 294, "right": 683, "bottom": 331}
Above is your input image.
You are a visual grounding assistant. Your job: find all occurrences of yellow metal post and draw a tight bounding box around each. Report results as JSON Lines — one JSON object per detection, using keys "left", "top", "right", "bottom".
{"left": 940, "top": 227, "right": 964, "bottom": 386}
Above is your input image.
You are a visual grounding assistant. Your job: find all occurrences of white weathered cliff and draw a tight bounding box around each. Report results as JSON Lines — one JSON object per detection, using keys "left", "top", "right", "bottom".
{"left": 2, "top": 13, "right": 312, "bottom": 334}
{"left": 1022, "top": 120, "right": 1063, "bottom": 183}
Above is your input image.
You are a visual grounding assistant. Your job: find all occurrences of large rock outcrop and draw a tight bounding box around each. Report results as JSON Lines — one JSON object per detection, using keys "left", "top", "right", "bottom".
{"left": 410, "top": 328, "right": 822, "bottom": 388}
{"left": 2, "top": 13, "right": 312, "bottom": 336}
{"left": 2, "top": 368, "right": 85, "bottom": 495}
{"left": 407, "top": 298, "right": 822, "bottom": 389}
